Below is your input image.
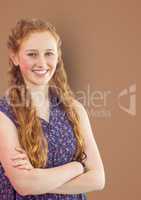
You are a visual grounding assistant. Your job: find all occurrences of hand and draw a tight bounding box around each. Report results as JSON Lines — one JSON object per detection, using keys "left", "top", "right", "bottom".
{"left": 11, "top": 147, "right": 34, "bottom": 171}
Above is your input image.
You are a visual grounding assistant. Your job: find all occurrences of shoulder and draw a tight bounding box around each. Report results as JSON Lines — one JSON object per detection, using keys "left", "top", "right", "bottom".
{"left": 0, "top": 96, "right": 10, "bottom": 119}
{"left": 0, "top": 96, "right": 19, "bottom": 128}
{"left": 0, "top": 96, "right": 7, "bottom": 108}
{"left": 71, "top": 99, "right": 93, "bottom": 136}
{"left": 72, "top": 99, "right": 95, "bottom": 145}
{"left": 0, "top": 95, "right": 19, "bottom": 134}
{"left": 72, "top": 99, "right": 89, "bottom": 122}
{"left": 0, "top": 95, "right": 11, "bottom": 113}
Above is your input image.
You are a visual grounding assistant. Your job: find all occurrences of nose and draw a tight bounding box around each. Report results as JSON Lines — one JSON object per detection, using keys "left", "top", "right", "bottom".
{"left": 37, "top": 55, "right": 47, "bottom": 68}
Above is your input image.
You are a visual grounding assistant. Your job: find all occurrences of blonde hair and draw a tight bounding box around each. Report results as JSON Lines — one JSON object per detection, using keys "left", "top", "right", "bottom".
{"left": 7, "top": 18, "right": 87, "bottom": 168}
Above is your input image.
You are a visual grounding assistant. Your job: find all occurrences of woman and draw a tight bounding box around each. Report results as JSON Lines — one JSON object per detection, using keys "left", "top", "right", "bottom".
{"left": 0, "top": 18, "right": 105, "bottom": 199}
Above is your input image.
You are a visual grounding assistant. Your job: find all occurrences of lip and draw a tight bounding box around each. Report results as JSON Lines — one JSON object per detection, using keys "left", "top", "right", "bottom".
{"left": 31, "top": 69, "right": 50, "bottom": 77}
{"left": 32, "top": 69, "right": 49, "bottom": 72}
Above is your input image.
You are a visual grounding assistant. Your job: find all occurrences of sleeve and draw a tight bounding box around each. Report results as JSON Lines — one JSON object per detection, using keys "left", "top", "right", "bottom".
{"left": 0, "top": 96, "right": 19, "bottom": 128}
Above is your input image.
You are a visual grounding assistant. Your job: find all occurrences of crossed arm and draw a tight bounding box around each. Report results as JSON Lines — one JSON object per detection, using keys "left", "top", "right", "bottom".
{"left": 47, "top": 100, "right": 105, "bottom": 194}
{"left": 0, "top": 100, "right": 105, "bottom": 195}
{"left": 48, "top": 169, "right": 105, "bottom": 194}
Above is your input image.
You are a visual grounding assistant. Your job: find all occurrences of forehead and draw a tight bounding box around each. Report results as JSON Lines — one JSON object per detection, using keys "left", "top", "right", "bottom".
{"left": 20, "top": 31, "right": 57, "bottom": 51}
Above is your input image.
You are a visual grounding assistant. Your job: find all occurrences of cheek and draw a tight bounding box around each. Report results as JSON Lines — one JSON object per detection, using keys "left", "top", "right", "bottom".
{"left": 48, "top": 57, "right": 58, "bottom": 67}
{"left": 20, "top": 58, "right": 33, "bottom": 72}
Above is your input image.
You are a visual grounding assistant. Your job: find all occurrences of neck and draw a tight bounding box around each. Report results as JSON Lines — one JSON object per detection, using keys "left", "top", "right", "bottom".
{"left": 24, "top": 81, "right": 49, "bottom": 108}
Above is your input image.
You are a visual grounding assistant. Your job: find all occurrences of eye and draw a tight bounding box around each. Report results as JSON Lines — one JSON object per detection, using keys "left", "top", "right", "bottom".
{"left": 27, "top": 53, "right": 37, "bottom": 57}
{"left": 45, "top": 52, "right": 54, "bottom": 56}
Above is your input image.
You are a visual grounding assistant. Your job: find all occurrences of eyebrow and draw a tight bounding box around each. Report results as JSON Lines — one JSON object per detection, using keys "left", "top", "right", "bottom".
{"left": 25, "top": 49, "right": 55, "bottom": 52}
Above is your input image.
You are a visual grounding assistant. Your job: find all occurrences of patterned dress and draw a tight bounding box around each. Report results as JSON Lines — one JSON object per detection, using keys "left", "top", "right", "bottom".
{"left": 0, "top": 91, "right": 87, "bottom": 200}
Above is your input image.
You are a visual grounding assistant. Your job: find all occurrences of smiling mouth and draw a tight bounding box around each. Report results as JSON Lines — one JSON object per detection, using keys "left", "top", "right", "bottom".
{"left": 32, "top": 69, "right": 50, "bottom": 76}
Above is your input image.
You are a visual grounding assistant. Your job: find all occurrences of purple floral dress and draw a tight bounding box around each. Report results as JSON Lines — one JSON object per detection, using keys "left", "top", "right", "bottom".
{"left": 0, "top": 91, "right": 87, "bottom": 200}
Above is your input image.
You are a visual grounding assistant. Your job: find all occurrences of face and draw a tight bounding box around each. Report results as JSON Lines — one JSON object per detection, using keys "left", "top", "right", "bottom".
{"left": 11, "top": 31, "right": 58, "bottom": 88}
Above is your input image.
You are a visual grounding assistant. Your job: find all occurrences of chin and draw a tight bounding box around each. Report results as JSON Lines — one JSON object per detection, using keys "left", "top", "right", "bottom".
{"left": 24, "top": 73, "right": 53, "bottom": 87}
{"left": 34, "top": 80, "right": 50, "bottom": 86}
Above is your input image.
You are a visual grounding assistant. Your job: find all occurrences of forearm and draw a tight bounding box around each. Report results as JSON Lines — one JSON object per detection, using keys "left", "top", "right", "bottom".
{"left": 48, "top": 169, "right": 105, "bottom": 194}
{"left": 17, "top": 161, "right": 84, "bottom": 196}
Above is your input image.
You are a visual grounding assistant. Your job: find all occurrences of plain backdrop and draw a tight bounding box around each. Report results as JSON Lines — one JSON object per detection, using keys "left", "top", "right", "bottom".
{"left": 0, "top": 1, "right": 139, "bottom": 200}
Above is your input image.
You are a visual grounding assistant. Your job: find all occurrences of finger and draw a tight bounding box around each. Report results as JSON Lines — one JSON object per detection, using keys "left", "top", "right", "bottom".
{"left": 16, "top": 164, "right": 32, "bottom": 170}
{"left": 15, "top": 147, "right": 26, "bottom": 154}
{"left": 12, "top": 149, "right": 28, "bottom": 159}
{"left": 11, "top": 154, "right": 27, "bottom": 160}
{"left": 12, "top": 159, "right": 27, "bottom": 167}
{"left": 16, "top": 165, "right": 30, "bottom": 170}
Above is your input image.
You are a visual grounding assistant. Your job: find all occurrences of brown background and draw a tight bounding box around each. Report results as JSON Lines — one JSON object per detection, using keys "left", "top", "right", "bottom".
{"left": 0, "top": 0, "right": 139, "bottom": 200}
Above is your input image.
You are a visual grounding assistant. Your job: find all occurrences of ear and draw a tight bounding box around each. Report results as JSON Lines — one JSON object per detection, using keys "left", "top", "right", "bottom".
{"left": 9, "top": 51, "right": 19, "bottom": 66}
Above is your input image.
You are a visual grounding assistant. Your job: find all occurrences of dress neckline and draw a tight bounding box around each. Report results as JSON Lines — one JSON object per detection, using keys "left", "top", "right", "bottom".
{"left": 38, "top": 89, "right": 53, "bottom": 125}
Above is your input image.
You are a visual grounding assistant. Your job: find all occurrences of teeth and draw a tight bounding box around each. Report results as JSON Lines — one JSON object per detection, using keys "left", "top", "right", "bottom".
{"left": 35, "top": 71, "right": 46, "bottom": 74}
{"left": 32, "top": 69, "right": 48, "bottom": 75}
